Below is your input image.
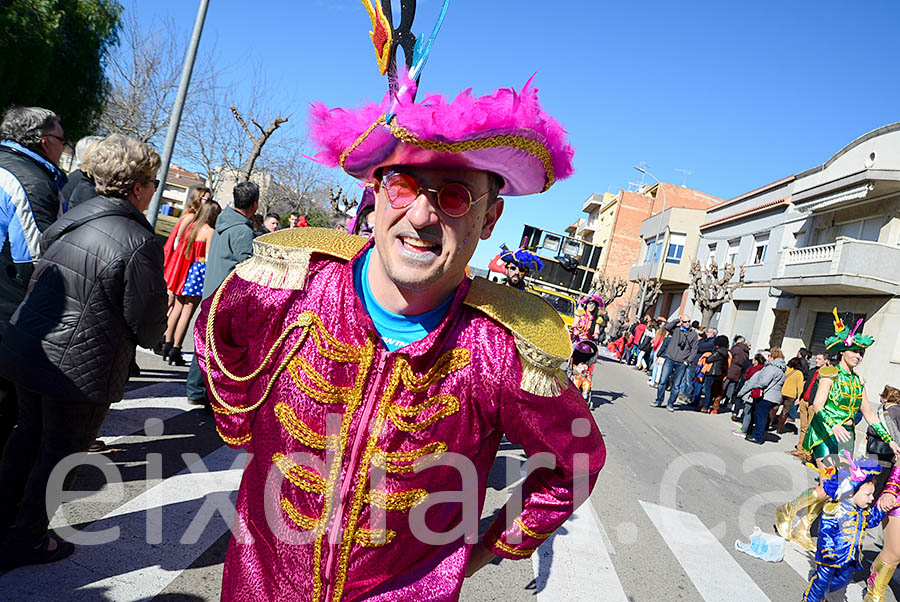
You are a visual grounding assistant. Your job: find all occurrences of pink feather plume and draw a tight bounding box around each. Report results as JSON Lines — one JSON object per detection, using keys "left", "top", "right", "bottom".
{"left": 307, "top": 71, "right": 575, "bottom": 182}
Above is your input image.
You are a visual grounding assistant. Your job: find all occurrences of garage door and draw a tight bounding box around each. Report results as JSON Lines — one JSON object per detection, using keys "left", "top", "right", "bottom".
{"left": 810, "top": 310, "right": 866, "bottom": 354}
{"left": 731, "top": 301, "right": 759, "bottom": 341}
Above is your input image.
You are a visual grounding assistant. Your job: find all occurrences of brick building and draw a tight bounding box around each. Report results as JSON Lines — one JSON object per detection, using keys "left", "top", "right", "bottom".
{"left": 584, "top": 182, "right": 721, "bottom": 317}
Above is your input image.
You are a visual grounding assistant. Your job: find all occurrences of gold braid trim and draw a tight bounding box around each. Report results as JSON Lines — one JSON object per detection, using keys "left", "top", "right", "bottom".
{"left": 339, "top": 115, "right": 387, "bottom": 170}
{"left": 280, "top": 497, "right": 321, "bottom": 531}
{"left": 389, "top": 122, "right": 556, "bottom": 192}
{"left": 272, "top": 452, "right": 326, "bottom": 494}
{"left": 386, "top": 394, "right": 460, "bottom": 432}
{"left": 216, "top": 424, "right": 251, "bottom": 446}
{"left": 514, "top": 516, "right": 553, "bottom": 540}
{"left": 354, "top": 528, "right": 397, "bottom": 547}
{"left": 366, "top": 488, "right": 428, "bottom": 511}
{"left": 205, "top": 276, "right": 316, "bottom": 414}
{"left": 332, "top": 350, "right": 469, "bottom": 602}
{"left": 338, "top": 115, "right": 557, "bottom": 192}
{"left": 371, "top": 441, "right": 449, "bottom": 473}
{"left": 274, "top": 403, "right": 332, "bottom": 450}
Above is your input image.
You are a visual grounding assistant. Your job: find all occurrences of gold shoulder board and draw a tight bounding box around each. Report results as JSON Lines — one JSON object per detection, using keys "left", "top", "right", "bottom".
{"left": 235, "top": 227, "right": 367, "bottom": 290}
{"left": 464, "top": 277, "right": 571, "bottom": 397}
{"left": 818, "top": 366, "right": 840, "bottom": 379}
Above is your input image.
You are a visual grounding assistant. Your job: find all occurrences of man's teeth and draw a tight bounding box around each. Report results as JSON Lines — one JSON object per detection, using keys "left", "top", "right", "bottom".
{"left": 401, "top": 236, "right": 437, "bottom": 250}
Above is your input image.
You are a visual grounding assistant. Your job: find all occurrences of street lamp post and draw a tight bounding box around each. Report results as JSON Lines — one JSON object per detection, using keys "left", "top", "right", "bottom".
{"left": 633, "top": 165, "right": 667, "bottom": 319}
{"left": 146, "top": 0, "right": 211, "bottom": 228}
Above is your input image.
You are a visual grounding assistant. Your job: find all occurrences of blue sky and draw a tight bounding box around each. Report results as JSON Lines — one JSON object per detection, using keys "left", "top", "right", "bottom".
{"left": 137, "top": 0, "right": 900, "bottom": 271}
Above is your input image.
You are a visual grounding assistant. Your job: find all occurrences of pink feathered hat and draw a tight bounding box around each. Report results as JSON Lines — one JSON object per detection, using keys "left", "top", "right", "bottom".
{"left": 308, "top": 73, "right": 575, "bottom": 196}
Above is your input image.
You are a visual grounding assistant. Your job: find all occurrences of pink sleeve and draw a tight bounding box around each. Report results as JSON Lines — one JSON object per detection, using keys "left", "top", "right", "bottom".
{"left": 881, "top": 464, "right": 900, "bottom": 500}
{"left": 483, "top": 353, "right": 606, "bottom": 559}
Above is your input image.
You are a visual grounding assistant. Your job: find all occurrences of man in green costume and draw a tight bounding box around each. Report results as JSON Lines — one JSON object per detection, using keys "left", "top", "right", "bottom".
{"left": 775, "top": 309, "right": 900, "bottom": 550}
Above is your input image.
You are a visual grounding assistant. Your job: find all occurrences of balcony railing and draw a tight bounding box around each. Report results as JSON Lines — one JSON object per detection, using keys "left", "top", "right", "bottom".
{"left": 783, "top": 243, "right": 836, "bottom": 266}
{"left": 774, "top": 237, "right": 900, "bottom": 295}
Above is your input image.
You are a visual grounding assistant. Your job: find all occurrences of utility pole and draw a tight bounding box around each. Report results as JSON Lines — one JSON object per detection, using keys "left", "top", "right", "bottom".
{"left": 146, "top": 0, "right": 211, "bottom": 228}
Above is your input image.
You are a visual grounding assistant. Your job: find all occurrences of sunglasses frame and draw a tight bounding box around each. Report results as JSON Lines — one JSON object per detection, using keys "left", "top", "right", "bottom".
{"left": 380, "top": 171, "right": 489, "bottom": 218}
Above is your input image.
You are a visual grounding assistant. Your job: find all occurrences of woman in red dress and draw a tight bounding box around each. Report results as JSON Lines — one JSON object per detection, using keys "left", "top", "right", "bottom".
{"left": 162, "top": 186, "right": 210, "bottom": 308}
{"left": 160, "top": 200, "right": 220, "bottom": 365}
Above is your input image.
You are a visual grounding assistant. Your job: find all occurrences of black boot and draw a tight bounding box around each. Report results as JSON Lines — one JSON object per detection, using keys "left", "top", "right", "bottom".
{"left": 167, "top": 347, "right": 186, "bottom": 367}
{"left": 160, "top": 341, "right": 173, "bottom": 361}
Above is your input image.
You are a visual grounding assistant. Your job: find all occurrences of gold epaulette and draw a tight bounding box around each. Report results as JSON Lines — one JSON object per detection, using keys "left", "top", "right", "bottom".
{"left": 464, "top": 277, "right": 571, "bottom": 397}
{"left": 234, "top": 227, "right": 367, "bottom": 290}
{"left": 818, "top": 366, "right": 840, "bottom": 379}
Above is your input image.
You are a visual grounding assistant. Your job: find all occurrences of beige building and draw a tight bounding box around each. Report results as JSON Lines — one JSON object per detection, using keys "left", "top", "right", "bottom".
{"left": 568, "top": 184, "right": 720, "bottom": 316}
{"left": 771, "top": 123, "right": 900, "bottom": 397}
{"left": 629, "top": 207, "right": 710, "bottom": 319}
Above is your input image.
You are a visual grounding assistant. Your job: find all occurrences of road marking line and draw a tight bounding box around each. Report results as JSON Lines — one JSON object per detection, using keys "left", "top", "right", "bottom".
{"left": 97, "top": 382, "right": 198, "bottom": 443}
{"left": 641, "top": 500, "right": 773, "bottom": 602}
{"left": 532, "top": 502, "right": 628, "bottom": 602}
{"left": 0, "top": 445, "right": 244, "bottom": 601}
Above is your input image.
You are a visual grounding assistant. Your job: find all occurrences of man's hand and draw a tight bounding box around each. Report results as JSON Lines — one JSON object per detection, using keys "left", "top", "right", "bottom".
{"left": 465, "top": 541, "right": 497, "bottom": 577}
{"left": 831, "top": 424, "right": 851, "bottom": 443}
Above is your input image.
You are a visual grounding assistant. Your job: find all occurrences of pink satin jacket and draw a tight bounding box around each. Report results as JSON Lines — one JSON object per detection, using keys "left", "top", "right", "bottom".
{"left": 196, "top": 236, "right": 605, "bottom": 602}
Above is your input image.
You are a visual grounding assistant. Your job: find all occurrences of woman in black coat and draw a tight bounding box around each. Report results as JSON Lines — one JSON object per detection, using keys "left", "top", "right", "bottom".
{"left": 0, "top": 134, "right": 167, "bottom": 569}
{"left": 700, "top": 334, "right": 730, "bottom": 413}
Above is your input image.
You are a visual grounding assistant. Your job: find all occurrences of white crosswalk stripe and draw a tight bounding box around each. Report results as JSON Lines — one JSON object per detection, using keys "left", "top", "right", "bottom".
{"left": 641, "top": 500, "right": 774, "bottom": 602}
{"left": 531, "top": 502, "right": 629, "bottom": 602}
{"left": 0, "top": 381, "right": 243, "bottom": 601}
{"left": 2, "top": 381, "right": 887, "bottom": 601}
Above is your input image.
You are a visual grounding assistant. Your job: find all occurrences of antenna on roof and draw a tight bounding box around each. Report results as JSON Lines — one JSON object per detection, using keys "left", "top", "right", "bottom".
{"left": 675, "top": 168, "right": 692, "bottom": 188}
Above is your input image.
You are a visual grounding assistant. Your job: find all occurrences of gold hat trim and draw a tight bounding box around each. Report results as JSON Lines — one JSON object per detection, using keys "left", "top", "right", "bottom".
{"left": 339, "top": 114, "right": 556, "bottom": 192}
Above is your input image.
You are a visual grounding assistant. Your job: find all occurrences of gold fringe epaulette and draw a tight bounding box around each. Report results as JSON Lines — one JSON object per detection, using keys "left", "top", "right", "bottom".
{"left": 463, "top": 277, "right": 571, "bottom": 397}
{"left": 818, "top": 366, "right": 840, "bottom": 379}
{"left": 234, "top": 227, "right": 367, "bottom": 290}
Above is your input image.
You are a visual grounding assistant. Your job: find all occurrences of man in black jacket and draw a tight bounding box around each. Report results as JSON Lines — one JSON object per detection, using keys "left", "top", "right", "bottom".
{"left": 0, "top": 107, "right": 68, "bottom": 451}
{"left": 0, "top": 134, "right": 167, "bottom": 569}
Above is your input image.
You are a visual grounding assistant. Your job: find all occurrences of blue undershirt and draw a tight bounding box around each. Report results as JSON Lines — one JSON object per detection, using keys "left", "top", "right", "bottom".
{"left": 353, "top": 248, "right": 454, "bottom": 351}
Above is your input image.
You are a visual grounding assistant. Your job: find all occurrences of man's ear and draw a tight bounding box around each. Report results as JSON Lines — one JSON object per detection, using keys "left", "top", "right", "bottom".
{"left": 480, "top": 198, "right": 504, "bottom": 240}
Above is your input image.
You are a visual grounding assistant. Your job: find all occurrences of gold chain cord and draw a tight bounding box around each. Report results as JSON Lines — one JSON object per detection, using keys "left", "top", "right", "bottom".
{"left": 338, "top": 114, "right": 556, "bottom": 192}
{"left": 204, "top": 272, "right": 313, "bottom": 414}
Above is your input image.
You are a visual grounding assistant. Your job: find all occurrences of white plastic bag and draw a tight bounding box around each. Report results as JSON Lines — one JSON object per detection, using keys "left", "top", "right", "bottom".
{"left": 734, "top": 526, "right": 785, "bottom": 562}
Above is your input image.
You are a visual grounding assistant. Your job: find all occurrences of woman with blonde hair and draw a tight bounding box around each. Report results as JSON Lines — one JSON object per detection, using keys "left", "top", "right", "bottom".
{"left": 161, "top": 187, "right": 210, "bottom": 302}
{"left": 160, "top": 199, "right": 221, "bottom": 366}
{"left": 0, "top": 134, "right": 167, "bottom": 568}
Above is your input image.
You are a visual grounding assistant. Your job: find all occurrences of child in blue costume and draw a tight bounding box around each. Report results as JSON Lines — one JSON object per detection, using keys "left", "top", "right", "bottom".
{"left": 803, "top": 453, "right": 889, "bottom": 601}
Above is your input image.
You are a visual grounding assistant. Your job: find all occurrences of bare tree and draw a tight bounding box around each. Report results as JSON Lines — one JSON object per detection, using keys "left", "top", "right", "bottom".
{"left": 626, "top": 276, "right": 663, "bottom": 319}
{"left": 98, "top": 5, "right": 220, "bottom": 145}
{"left": 595, "top": 275, "right": 629, "bottom": 307}
{"left": 178, "top": 77, "right": 244, "bottom": 193}
{"left": 690, "top": 261, "right": 746, "bottom": 327}
{"left": 232, "top": 105, "right": 288, "bottom": 182}
{"left": 329, "top": 185, "right": 358, "bottom": 221}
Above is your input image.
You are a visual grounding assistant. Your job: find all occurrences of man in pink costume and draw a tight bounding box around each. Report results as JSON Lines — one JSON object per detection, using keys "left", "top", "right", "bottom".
{"left": 197, "top": 69, "right": 605, "bottom": 602}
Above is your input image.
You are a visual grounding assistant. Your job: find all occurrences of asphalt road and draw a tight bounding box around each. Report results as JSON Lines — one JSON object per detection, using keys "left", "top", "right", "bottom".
{"left": 1, "top": 347, "right": 896, "bottom": 601}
